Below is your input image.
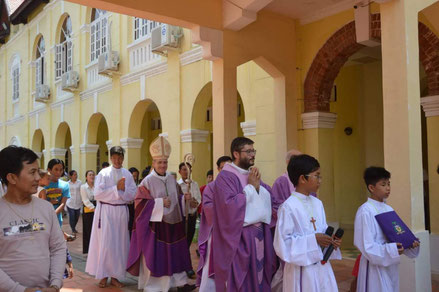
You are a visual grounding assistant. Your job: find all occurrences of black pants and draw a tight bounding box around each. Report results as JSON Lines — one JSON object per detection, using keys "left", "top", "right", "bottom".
{"left": 82, "top": 211, "right": 94, "bottom": 254}
{"left": 67, "top": 206, "right": 80, "bottom": 233}
{"left": 128, "top": 202, "right": 135, "bottom": 239}
{"left": 186, "top": 213, "right": 197, "bottom": 247}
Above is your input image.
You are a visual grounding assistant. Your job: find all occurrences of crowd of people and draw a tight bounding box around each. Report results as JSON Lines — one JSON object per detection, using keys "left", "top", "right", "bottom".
{"left": 0, "top": 135, "right": 422, "bottom": 292}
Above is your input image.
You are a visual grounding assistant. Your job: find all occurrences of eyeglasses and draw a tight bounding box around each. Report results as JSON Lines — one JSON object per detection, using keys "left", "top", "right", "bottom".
{"left": 240, "top": 149, "right": 257, "bottom": 155}
{"left": 305, "top": 174, "right": 322, "bottom": 181}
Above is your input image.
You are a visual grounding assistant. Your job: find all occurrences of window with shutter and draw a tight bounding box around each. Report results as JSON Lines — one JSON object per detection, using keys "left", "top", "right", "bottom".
{"left": 56, "top": 16, "right": 73, "bottom": 79}
{"left": 67, "top": 41, "right": 73, "bottom": 72}
{"left": 55, "top": 44, "right": 62, "bottom": 79}
{"left": 35, "top": 36, "right": 45, "bottom": 87}
{"left": 133, "top": 17, "right": 160, "bottom": 40}
{"left": 12, "top": 67, "right": 19, "bottom": 101}
{"left": 90, "top": 9, "right": 107, "bottom": 62}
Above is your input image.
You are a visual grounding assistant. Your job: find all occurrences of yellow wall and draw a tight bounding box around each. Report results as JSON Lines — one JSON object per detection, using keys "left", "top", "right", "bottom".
{"left": 327, "top": 61, "right": 384, "bottom": 246}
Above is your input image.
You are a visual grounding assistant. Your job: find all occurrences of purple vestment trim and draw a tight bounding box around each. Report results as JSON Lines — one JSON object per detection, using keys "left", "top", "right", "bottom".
{"left": 126, "top": 186, "right": 191, "bottom": 277}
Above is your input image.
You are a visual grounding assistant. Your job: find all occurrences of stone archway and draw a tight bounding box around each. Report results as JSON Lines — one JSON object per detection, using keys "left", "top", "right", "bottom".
{"left": 83, "top": 113, "right": 109, "bottom": 172}
{"left": 127, "top": 99, "right": 162, "bottom": 172}
{"left": 189, "top": 81, "right": 247, "bottom": 183}
{"left": 304, "top": 14, "right": 439, "bottom": 112}
{"left": 31, "top": 129, "right": 45, "bottom": 168}
{"left": 54, "top": 122, "right": 72, "bottom": 172}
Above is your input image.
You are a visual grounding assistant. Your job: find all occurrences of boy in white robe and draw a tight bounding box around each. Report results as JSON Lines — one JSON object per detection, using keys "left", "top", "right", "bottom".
{"left": 274, "top": 154, "right": 342, "bottom": 292}
{"left": 354, "top": 167, "right": 420, "bottom": 292}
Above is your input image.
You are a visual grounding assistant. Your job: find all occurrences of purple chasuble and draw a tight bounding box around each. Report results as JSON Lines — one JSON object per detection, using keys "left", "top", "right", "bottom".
{"left": 212, "top": 164, "right": 275, "bottom": 292}
{"left": 197, "top": 181, "right": 216, "bottom": 286}
{"left": 126, "top": 186, "right": 191, "bottom": 277}
{"left": 271, "top": 173, "right": 295, "bottom": 226}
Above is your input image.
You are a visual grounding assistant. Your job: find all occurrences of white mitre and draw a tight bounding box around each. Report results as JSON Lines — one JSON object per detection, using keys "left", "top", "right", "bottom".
{"left": 149, "top": 136, "right": 171, "bottom": 160}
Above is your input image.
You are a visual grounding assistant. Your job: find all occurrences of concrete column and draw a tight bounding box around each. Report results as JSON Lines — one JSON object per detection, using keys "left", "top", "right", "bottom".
{"left": 421, "top": 95, "right": 439, "bottom": 279}
{"left": 180, "top": 129, "right": 210, "bottom": 185}
{"left": 301, "top": 112, "right": 337, "bottom": 224}
{"left": 381, "top": 1, "right": 431, "bottom": 291}
{"left": 212, "top": 58, "right": 238, "bottom": 166}
{"left": 80, "top": 144, "right": 99, "bottom": 174}
{"left": 120, "top": 138, "right": 143, "bottom": 171}
{"left": 50, "top": 148, "right": 67, "bottom": 161}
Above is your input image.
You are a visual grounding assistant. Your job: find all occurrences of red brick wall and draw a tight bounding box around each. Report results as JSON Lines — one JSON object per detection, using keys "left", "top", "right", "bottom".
{"left": 304, "top": 13, "right": 439, "bottom": 112}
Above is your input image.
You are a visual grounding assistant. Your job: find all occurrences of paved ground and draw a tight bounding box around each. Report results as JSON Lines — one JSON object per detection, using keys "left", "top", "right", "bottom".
{"left": 60, "top": 216, "right": 439, "bottom": 292}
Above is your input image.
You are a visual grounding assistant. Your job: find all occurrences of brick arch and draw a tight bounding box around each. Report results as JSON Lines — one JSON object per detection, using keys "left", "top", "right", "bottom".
{"left": 419, "top": 22, "right": 439, "bottom": 96}
{"left": 304, "top": 14, "right": 439, "bottom": 112}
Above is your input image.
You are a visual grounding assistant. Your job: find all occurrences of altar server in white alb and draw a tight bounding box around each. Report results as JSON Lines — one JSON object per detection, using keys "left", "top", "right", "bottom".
{"left": 274, "top": 154, "right": 342, "bottom": 292}
{"left": 354, "top": 167, "right": 420, "bottom": 292}
{"left": 85, "top": 146, "right": 138, "bottom": 288}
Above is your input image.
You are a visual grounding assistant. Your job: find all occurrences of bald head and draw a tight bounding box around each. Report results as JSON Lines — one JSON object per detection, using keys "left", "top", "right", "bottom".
{"left": 286, "top": 149, "right": 302, "bottom": 165}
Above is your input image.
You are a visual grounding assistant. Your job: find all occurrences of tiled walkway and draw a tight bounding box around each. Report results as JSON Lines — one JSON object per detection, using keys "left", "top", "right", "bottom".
{"left": 61, "top": 216, "right": 438, "bottom": 292}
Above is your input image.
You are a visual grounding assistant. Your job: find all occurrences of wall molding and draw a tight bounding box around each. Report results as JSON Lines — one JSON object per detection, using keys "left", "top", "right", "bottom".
{"left": 50, "top": 95, "right": 75, "bottom": 109}
{"left": 240, "top": 120, "right": 256, "bottom": 136}
{"left": 120, "top": 138, "right": 144, "bottom": 149}
{"left": 180, "top": 129, "right": 210, "bottom": 143}
{"left": 421, "top": 95, "right": 439, "bottom": 117}
{"left": 120, "top": 61, "right": 167, "bottom": 86}
{"left": 179, "top": 46, "right": 203, "bottom": 66}
{"left": 50, "top": 148, "right": 67, "bottom": 157}
{"left": 80, "top": 144, "right": 99, "bottom": 154}
{"left": 80, "top": 81, "right": 112, "bottom": 101}
{"left": 301, "top": 112, "right": 337, "bottom": 129}
{"left": 5, "top": 115, "right": 25, "bottom": 125}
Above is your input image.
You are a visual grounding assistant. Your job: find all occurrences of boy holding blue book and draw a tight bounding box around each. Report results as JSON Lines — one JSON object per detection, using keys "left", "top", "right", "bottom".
{"left": 354, "top": 167, "right": 420, "bottom": 292}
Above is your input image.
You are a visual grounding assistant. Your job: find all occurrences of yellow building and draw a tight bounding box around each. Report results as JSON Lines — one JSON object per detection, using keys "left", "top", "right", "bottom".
{"left": 0, "top": 0, "right": 438, "bottom": 290}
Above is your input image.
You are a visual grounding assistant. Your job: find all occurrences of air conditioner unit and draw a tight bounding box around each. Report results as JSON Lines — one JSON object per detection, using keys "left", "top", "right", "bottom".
{"left": 151, "top": 24, "right": 183, "bottom": 55}
{"left": 98, "top": 51, "right": 120, "bottom": 75}
{"left": 61, "top": 70, "right": 79, "bottom": 91}
{"left": 35, "top": 84, "right": 50, "bottom": 102}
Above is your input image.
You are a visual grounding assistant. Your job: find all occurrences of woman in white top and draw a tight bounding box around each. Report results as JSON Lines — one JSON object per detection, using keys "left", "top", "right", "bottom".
{"left": 66, "top": 170, "right": 82, "bottom": 234}
{"left": 81, "top": 170, "right": 95, "bottom": 254}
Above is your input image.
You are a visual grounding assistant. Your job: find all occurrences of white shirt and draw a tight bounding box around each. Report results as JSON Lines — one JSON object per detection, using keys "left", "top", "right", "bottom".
{"left": 80, "top": 183, "right": 95, "bottom": 210}
{"left": 66, "top": 180, "right": 83, "bottom": 210}
{"left": 177, "top": 178, "right": 201, "bottom": 215}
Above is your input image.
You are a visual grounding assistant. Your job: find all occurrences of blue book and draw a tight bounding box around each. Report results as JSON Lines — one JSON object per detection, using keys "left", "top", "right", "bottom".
{"left": 374, "top": 211, "right": 417, "bottom": 249}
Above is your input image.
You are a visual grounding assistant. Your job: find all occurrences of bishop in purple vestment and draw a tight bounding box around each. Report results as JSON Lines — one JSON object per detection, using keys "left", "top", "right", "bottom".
{"left": 126, "top": 136, "right": 195, "bottom": 292}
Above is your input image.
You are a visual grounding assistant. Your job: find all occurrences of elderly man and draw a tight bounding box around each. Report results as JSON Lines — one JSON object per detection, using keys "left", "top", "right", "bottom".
{"left": 0, "top": 146, "right": 66, "bottom": 292}
{"left": 127, "top": 136, "right": 195, "bottom": 292}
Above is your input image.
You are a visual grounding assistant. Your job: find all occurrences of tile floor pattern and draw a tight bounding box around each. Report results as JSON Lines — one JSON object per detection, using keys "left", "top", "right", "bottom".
{"left": 61, "top": 216, "right": 439, "bottom": 292}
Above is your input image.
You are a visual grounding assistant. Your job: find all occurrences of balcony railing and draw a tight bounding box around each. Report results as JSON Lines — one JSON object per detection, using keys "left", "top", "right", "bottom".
{"left": 85, "top": 60, "right": 110, "bottom": 88}
{"left": 127, "top": 37, "right": 161, "bottom": 71}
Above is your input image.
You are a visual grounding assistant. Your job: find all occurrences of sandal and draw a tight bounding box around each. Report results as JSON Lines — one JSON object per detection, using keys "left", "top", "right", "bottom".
{"left": 110, "top": 278, "right": 124, "bottom": 288}
{"left": 66, "top": 234, "right": 76, "bottom": 242}
{"left": 99, "top": 278, "right": 107, "bottom": 288}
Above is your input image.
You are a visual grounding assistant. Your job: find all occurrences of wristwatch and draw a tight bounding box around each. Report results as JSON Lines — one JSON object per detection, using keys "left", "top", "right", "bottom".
{"left": 50, "top": 285, "right": 60, "bottom": 292}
